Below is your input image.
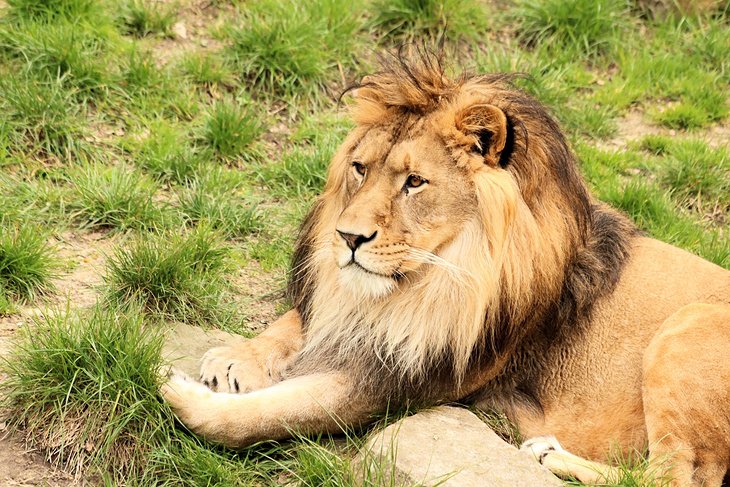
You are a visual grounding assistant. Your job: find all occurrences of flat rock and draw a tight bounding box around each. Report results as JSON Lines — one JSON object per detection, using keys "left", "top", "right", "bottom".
{"left": 162, "top": 323, "right": 245, "bottom": 377}
{"left": 360, "top": 406, "right": 561, "bottom": 487}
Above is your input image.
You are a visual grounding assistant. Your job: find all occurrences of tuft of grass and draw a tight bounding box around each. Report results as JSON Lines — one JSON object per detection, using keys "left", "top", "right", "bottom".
{"left": 104, "top": 227, "right": 236, "bottom": 325}
{"left": 201, "top": 98, "right": 264, "bottom": 160}
{"left": 513, "top": 0, "right": 631, "bottom": 58}
{"left": 0, "top": 223, "right": 58, "bottom": 306}
{"left": 116, "top": 48, "right": 199, "bottom": 119}
{"left": 179, "top": 173, "right": 263, "bottom": 239}
{"left": 637, "top": 136, "right": 729, "bottom": 215}
{"left": 134, "top": 123, "right": 205, "bottom": 185}
{"left": 69, "top": 164, "right": 163, "bottom": 231}
{"left": 368, "top": 0, "right": 488, "bottom": 42}
{"left": 0, "top": 171, "right": 73, "bottom": 226}
{"left": 0, "top": 70, "right": 89, "bottom": 160}
{"left": 577, "top": 143, "right": 729, "bottom": 269}
{"left": 117, "top": 0, "right": 178, "bottom": 38}
{"left": 226, "top": 0, "right": 363, "bottom": 97}
{"left": 0, "top": 20, "right": 114, "bottom": 99}
{"left": 5, "top": 0, "right": 102, "bottom": 22}
{"left": 255, "top": 142, "right": 337, "bottom": 197}
{"left": 652, "top": 88, "right": 728, "bottom": 129}
{"left": 0, "top": 304, "right": 173, "bottom": 480}
{"left": 178, "top": 51, "right": 237, "bottom": 89}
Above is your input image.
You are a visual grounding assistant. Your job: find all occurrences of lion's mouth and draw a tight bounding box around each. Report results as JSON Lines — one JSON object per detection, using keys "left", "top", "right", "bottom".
{"left": 346, "top": 260, "right": 404, "bottom": 281}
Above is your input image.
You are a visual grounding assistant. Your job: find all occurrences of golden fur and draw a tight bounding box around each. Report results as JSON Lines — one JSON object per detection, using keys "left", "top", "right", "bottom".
{"left": 162, "top": 51, "right": 730, "bottom": 486}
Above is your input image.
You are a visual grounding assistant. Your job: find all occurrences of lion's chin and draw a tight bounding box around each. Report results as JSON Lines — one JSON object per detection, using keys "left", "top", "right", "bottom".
{"left": 338, "top": 264, "right": 397, "bottom": 300}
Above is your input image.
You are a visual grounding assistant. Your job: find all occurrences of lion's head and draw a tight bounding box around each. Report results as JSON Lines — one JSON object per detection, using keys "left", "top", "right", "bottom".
{"left": 287, "top": 51, "right": 632, "bottom": 394}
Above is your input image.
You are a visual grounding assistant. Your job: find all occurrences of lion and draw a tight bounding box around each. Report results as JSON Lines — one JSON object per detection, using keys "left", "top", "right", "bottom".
{"left": 162, "top": 52, "right": 730, "bottom": 486}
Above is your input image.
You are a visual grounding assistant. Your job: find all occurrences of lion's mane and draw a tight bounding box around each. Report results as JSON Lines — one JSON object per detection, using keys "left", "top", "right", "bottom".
{"left": 286, "top": 50, "right": 636, "bottom": 405}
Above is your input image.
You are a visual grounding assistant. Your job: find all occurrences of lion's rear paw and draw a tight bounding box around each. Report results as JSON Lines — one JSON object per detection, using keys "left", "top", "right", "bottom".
{"left": 520, "top": 436, "right": 565, "bottom": 463}
{"left": 199, "top": 345, "right": 273, "bottom": 394}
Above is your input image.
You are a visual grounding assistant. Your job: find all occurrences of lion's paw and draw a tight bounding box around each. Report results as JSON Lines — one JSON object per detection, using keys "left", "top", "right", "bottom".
{"left": 199, "top": 345, "right": 272, "bottom": 394}
{"left": 520, "top": 435, "right": 565, "bottom": 463}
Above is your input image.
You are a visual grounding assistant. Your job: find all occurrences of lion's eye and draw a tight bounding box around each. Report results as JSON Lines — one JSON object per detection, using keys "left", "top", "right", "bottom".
{"left": 405, "top": 174, "right": 427, "bottom": 189}
{"left": 352, "top": 162, "right": 367, "bottom": 176}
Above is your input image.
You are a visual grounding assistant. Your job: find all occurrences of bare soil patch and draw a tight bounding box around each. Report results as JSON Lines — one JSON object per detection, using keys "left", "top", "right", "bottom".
{"left": 600, "top": 109, "right": 730, "bottom": 150}
{"left": 0, "top": 431, "right": 76, "bottom": 487}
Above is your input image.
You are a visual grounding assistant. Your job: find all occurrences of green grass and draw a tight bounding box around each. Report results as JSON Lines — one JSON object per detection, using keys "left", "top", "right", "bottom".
{"left": 68, "top": 164, "right": 164, "bottom": 231}
{"left": 103, "top": 227, "right": 238, "bottom": 326}
{"left": 178, "top": 51, "right": 237, "bottom": 89}
{"left": 133, "top": 122, "right": 205, "bottom": 185}
{"left": 512, "top": 0, "right": 631, "bottom": 59}
{"left": 0, "top": 171, "right": 72, "bottom": 225}
{"left": 577, "top": 143, "right": 729, "bottom": 268}
{"left": 5, "top": 0, "right": 103, "bottom": 22}
{"left": 225, "top": 0, "right": 364, "bottom": 97}
{"left": 0, "top": 304, "right": 173, "bottom": 480}
{"left": 640, "top": 137, "right": 729, "bottom": 213}
{"left": 0, "top": 223, "right": 58, "bottom": 308}
{"left": 368, "top": 0, "right": 488, "bottom": 42}
{"left": 0, "top": 19, "right": 115, "bottom": 100}
{"left": 256, "top": 144, "right": 331, "bottom": 198}
{"left": 179, "top": 173, "right": 263, "bottom": 239}
{"left": 0, "top": 70, "right": 90, "bottom": 160}
{"left": 117, "top": 0, "right": 177, "bottom": 38}
{"left": 201, "top": 98, "right": 265, "bottom": 160}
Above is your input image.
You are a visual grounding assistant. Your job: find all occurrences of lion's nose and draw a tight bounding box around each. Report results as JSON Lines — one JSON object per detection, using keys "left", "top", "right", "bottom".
{"left": 337, "top": 230, "right": 377, "bottom": 251}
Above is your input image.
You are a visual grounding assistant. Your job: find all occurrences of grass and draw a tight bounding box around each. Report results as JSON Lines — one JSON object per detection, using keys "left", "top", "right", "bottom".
{"left": 368, "top": 0, "right": 488, "bottom": 42}
{"left": 179, "top": 173, "right": 263, "bottom": 239}
{"left": 103, "top": 227, "right": 238, "bottom": 326}
{"left": 0, "top": 171, "right": 72, "bottom": 226}
{"left": 133, "top": 122, "right": 205, "bottom": 185}
{"left": 225, "top": 0, "right": 364, "bottom": 98}
{"left": 0, "top": 304, "right": 173, "bottom": 480}
{"left": 0, "top": 18, "right": 115, "bottom": 100}
{"left": 512, "top": 0, "right": 631, "bottom": 59}
{"left": 0, "top": 0, "right": 728, "bottom": 485}
{"left": 178, "top": 51, "right": 236, "bottom": 89}
{"left": 0, "top": 70, "right": 90, "bottom": 160}
{"left": 4, "top": 0, "right": 102, "bottom": 22}
{"left": 0, "top": 224, "right": 58, "bottom": 309}
{"left": 201, "top": 98, "right": 265, "bottom": 160}
{"left": 117, "top": 0, "right": 177, "bottom": 38}
{"left": 68, "top": 164, "right": 163, "bottom": 231}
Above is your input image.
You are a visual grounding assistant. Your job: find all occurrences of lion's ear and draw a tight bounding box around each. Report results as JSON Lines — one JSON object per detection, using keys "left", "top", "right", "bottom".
{"left": 455, "top": 104, "right": 508, "bottom": 167}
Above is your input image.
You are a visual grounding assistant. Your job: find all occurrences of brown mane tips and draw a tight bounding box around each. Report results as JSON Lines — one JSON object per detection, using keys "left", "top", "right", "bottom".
{"left": 347, "top": 46, "right": 463, "bottom": 123}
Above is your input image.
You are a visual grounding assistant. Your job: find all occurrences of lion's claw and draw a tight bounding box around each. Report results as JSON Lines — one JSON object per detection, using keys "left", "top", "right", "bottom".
{"left": 199, "top": 345, "right": 273, "bottom": 394}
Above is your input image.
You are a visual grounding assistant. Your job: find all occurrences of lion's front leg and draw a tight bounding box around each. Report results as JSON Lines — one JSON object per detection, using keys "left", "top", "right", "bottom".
{"left": 161, "top": 371, "right": 375, "bottom": 448}
{"left": 199, "top": 309, "right": 303, "bottom": 393}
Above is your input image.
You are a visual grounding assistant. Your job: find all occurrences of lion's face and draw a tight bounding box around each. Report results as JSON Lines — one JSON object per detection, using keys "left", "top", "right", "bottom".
{"left": 332, "top": 124, "right": 480, "bottom": 298}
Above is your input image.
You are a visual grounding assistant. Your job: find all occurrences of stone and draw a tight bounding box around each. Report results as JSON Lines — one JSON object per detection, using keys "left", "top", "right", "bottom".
{"left": 359, "top": 406, "right": 561, "bottom": 487}
{"left": 162, "top": 323, "right": 246, "bottom": 377}
{"left": 172, "top": 22, "right": 188, "bottom": 40}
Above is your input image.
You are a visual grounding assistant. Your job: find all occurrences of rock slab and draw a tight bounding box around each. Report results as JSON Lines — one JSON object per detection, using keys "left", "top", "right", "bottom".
{"left": 361, "top": 406, "right": 561, "bottom": 487}
{"left": 162, "top": 323, "right": 245, "bottom": 377}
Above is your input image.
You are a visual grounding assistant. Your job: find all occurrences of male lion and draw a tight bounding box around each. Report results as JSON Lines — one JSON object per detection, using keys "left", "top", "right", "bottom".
{"left": 162, "top": 53, "right": 730, "bottom": 486}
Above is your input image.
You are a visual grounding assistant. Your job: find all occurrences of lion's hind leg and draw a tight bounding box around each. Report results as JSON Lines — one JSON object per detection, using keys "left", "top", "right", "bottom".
{"left": 643, "top": 303, "right": 730, "bottom": 487}
{"left": 521, "top": 436, "right": 623, "bottom": 484}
